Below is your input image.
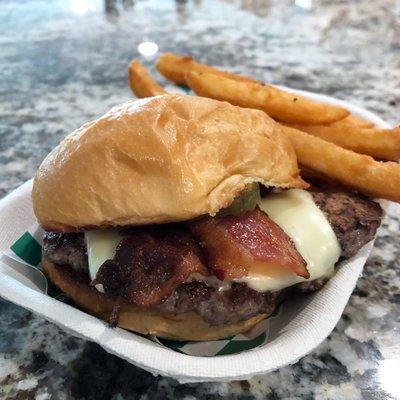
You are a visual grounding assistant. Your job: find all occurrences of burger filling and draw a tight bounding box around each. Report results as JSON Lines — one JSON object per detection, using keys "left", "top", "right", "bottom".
{"left": 42, "top": 187, "right": 382, "bottom": 326}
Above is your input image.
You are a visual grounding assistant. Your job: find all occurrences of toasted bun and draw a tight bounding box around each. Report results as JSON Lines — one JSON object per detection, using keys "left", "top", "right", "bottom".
{"left": 33, "top": 94, "right": 306, "bottom": 231}
{"left": 42, "top": 258, "right": 267, "bottom": 341}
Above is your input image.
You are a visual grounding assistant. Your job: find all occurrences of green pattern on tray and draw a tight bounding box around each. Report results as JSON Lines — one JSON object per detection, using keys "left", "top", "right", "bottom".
{"left": 11, "top": 232, "right": 41, "bottom": 266}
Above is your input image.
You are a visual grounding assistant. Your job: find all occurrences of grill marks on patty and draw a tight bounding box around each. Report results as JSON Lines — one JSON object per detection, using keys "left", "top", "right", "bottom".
{"left": 42, "top": 188, "right": 383, "bottom": 325}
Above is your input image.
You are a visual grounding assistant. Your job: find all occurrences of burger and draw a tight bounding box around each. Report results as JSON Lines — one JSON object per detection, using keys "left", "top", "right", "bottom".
{"left": 32, "top": 94, "right": 382, "bottom": 340}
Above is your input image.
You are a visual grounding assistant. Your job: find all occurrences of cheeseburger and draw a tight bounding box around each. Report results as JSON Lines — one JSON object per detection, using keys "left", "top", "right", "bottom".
{"left": 32, "top": 95, "right": 382, "bottom": 340}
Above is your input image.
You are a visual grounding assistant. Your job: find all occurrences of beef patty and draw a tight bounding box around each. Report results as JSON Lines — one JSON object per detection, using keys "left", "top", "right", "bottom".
{"left": 43, "top": 232, "right": 87, "bottom": 272}
{"left": 158, "top": 281, "right": 280, "bottom": 325}
{"left": 42, "top": 189, "right": 383, "bottom": 325}
{"left": 311, "top": 190, "right": 383, "bottom": 258}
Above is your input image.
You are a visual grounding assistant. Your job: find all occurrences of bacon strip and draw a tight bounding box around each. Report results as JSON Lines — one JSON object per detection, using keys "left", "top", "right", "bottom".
{"left": 188, "top": 207, "right": 309, "bottom": 280}
{"left": 93, "top": 226, "right": 208, "bottom": 307}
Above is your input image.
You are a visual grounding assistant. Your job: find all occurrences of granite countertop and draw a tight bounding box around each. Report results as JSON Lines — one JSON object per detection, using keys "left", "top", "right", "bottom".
{"left": 0, "top": 0, "right": 399, "bottom": 398}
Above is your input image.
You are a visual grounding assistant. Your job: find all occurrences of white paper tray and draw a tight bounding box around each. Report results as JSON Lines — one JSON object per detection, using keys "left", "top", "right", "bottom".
{"left": 0, "top": 88, "right": 390, "bottom": 383}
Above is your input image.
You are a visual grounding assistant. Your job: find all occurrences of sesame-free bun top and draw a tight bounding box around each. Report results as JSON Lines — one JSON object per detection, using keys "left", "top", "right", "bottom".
{"left": 32, "top": 94, "right": 306, "bottom": 231}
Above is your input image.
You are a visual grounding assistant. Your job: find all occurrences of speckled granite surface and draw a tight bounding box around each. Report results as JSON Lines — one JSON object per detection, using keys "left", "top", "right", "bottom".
{"left": 0, "top": 0, "right": 399, "bottom": 398}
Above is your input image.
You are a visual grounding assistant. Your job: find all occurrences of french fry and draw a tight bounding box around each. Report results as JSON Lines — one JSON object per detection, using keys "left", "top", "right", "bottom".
{"left": 330, "top": 114, "right": 374, "bottom": 129}
{"left": 128, "top": 60, "right": 167, "bottom": 98}
{"left": 280, "top": 125, "right": 400, "bottom": 202}
{"left": 186, "top": 72, "right": 349, "bottom": 125}
{"left": 298, "top": 166, "right": 333, "bottom": 183}
{"left": 287, "top": 124, "right": 400, "bottom": 161}
{"left": 156, "top": 53, "right": 257, "bottom": 86}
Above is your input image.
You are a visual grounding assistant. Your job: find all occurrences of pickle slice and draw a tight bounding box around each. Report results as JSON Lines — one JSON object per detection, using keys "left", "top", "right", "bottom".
{"left": 217, "top": 183, "right": 261, "bottom": 217}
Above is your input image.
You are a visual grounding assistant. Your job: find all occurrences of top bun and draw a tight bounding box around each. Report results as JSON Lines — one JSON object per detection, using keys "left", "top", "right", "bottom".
{"left": 32, "top": 94, "right": 306, "bottom": 231}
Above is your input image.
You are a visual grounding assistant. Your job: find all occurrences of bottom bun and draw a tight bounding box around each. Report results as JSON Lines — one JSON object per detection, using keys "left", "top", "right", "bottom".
{"left": 42, "top": 259, "right": 267, "bottom": 341}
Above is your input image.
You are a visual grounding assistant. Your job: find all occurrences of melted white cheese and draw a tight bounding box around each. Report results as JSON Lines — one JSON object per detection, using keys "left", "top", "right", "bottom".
{"left": 85, "top": 230, "right": 121, "bottom": 292}
{"left": 238, "top": 189, "right": 341, "bottom": 292}
{"left": 85, "top": 189, "right": 340, "bottom": 295}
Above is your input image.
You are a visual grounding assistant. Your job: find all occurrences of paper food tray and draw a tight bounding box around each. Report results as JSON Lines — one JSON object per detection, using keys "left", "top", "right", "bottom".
{"left": 0, "top": 88, "right": 390, "bottom": 383}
